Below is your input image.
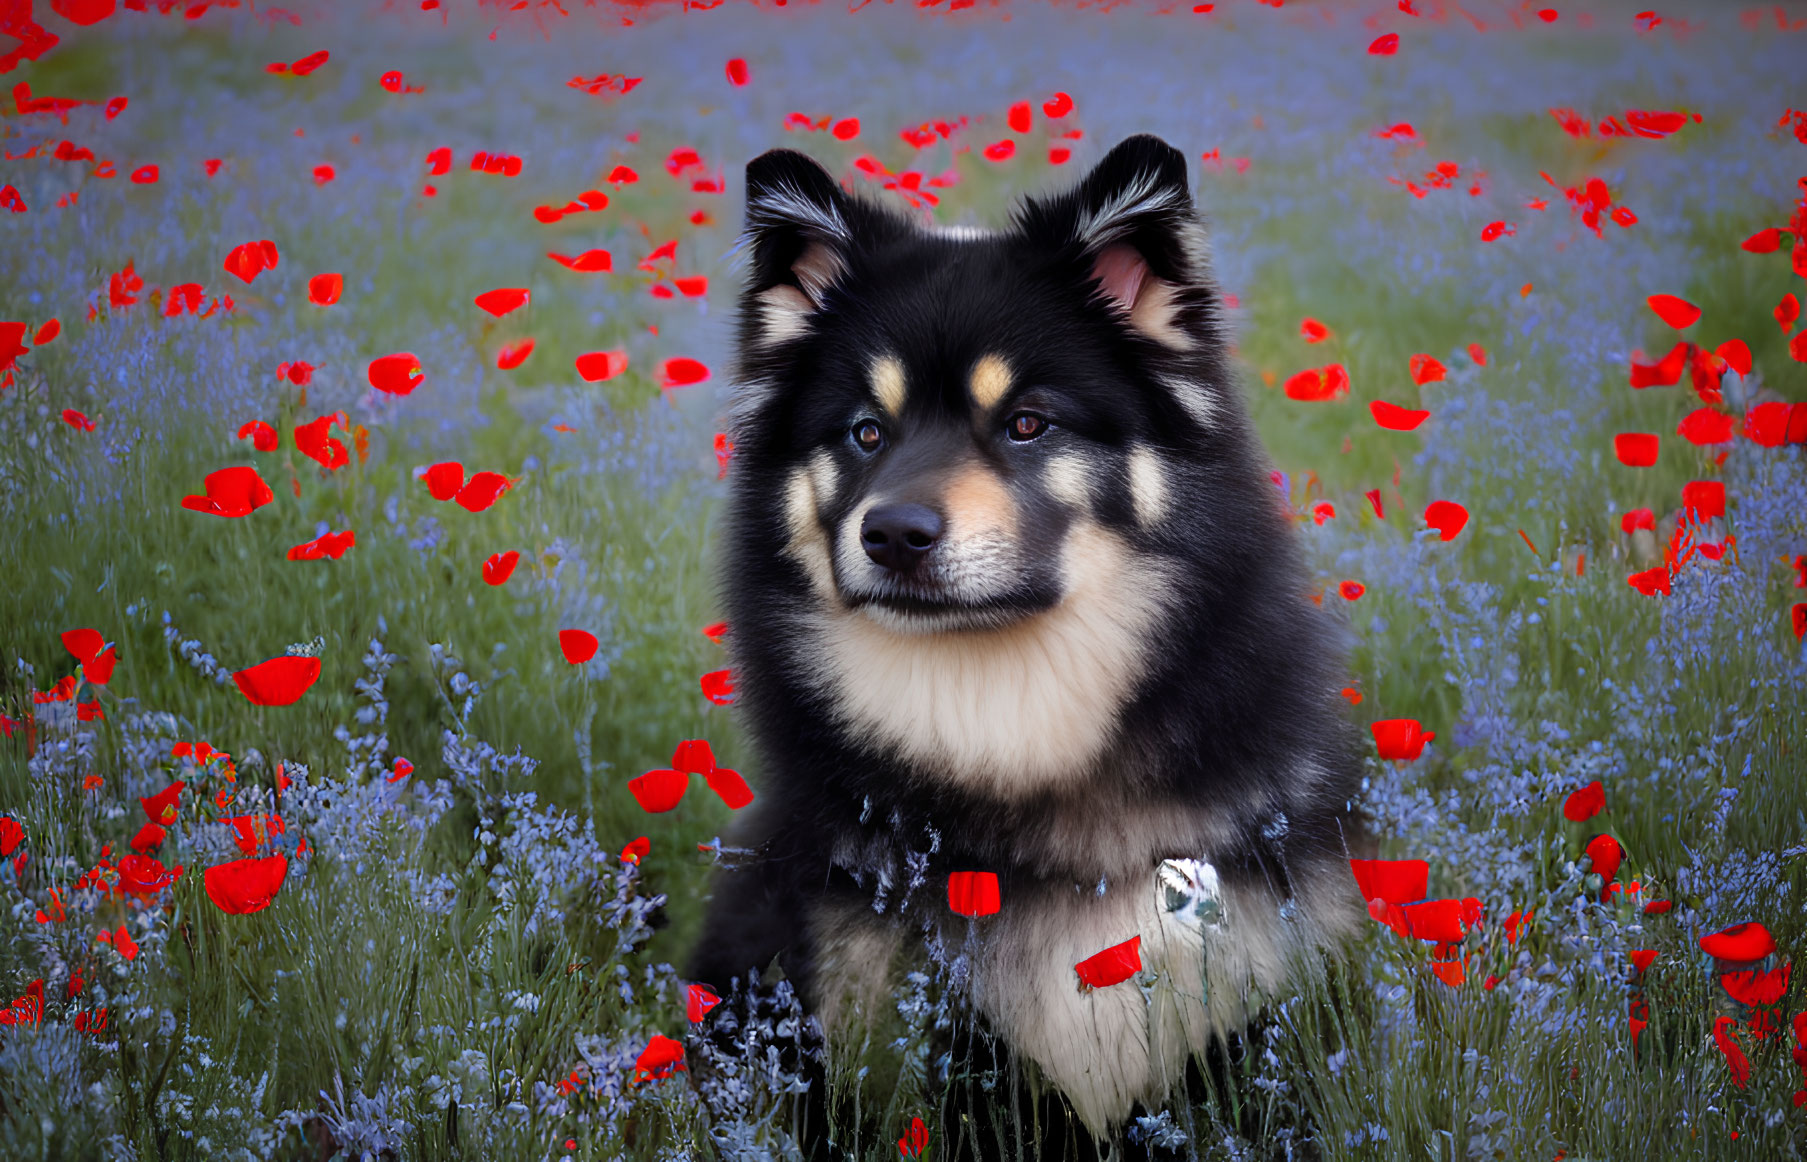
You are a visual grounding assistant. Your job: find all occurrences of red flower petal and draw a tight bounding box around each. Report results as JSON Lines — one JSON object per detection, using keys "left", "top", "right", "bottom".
{"left": 628, "top": 769, "right": 687, "bottom": 813}
{"left": 1349, "top": 858, "right": 1429, "bottom": 905}
{"left": 1423, "top": 500, "right": 1468, "bottom": 540}
{"left": 473, "top": 287, "right": 529, "bottom": 317}
{"left": 1562, "top": 780, "right": 1605, "bottom": 821}
{"left": 368, "top": 353, "right": 424, "bottom": 396}
{"left": 497, "top": 339, "right": 535, "bottom": 370}
{"left": 232, "top": 656, "right": 321, "bottom": 706}
{"left": 1741, "top": 227, "right": 1783, "bottom": 254}
{"left": 575, "top": 349, "right": 628, "bottom": 382}
{"left": 549, "top": 248, "right": 613, "bottom": 272}
{"left": 1699, "top": 922, "right": 1776, "bottom": 962}
{"left": 1368, "top": 32, "right": 1400, "bottom": 54}
{"left": 947, "top": 871, "right": 1001, "bottom": 917}
{"left": 631, "top": 1034, "right": 686, "bottom": 1083}
{"left": 1629, "top": 949, "right": 1658, "bottom": 974}
{"left": 700, "top": 669, "right": 736, "bottom": 706}
{"left": 1075, "top": 935, "right": 1142, "bottom": 989}
{"left": 1613, "top": 432, "right": 1660, "bottom": 466}
{"left": 670, "top": 739, "right": 716, "bottom": 775}
{"left": 704, "top": 767, "right": 754, "bottom": 809}
{"left": 686, "top": 982, "right": 722, "bottom": 1022}
{"left": 422, "top": 461, "right": 464, "bottom": 501}
{"left": 453, "top": 471, "right": 512, "bottom": 512}
{"left": 1676, "top": 408, "right": 1734, "bottom": 446}
{"left": 1584, "top": 833, "right": 1623, "bottom": 882}
{"left": 1646, "top": 293, "right": 1701, "bottom": 329}
{"left": 620, "top": 835, "right": 650, "bottom": 864}
{"left": 202, "top": 854, "right": 288, "bottom": 915}
{"left": 1370, "top": 400, "right": 1429, "bottom": 430}
{"left": 660, "top": 357, "right": 710, "bottom": 388}
{"left": 482, "top": 550, "right": 520, "bottom": 586}
{"left": 237, "top": 420, "right": 279, "bottom": 451}
{"left": 1408, "top": 354, "right": 1446, "bottom": 385}
{"left": 559, "top": 629, "right": 599, "bottom": 664}
{"left": 1681, "top": 479, "right": 1725, "bottom": 521}
{"left": 1371, "top": 719, "right": 1434, "bottom": 761}
{"left": 182, "top": 466, "right": 275, "bottom": 518}
{"left": 725, "top": 58, "right": 749, "bottom": 86}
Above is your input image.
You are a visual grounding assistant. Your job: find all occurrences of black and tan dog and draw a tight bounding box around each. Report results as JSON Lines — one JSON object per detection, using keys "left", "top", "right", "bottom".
{"left": 689, "top": 134, "right": 1366, "bottom": 1156}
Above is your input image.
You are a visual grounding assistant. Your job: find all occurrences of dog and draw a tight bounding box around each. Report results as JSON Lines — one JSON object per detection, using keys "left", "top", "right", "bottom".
{"left": 688, "top": 133, "right": 1367, "bottom": 1156}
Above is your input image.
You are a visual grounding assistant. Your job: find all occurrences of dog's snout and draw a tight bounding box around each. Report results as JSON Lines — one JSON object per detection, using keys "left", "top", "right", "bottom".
{"left": 860, "top": 503, "right": 944, "bottom": 573}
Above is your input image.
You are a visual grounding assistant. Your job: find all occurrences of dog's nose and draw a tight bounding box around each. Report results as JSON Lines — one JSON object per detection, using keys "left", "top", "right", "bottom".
{"left": 860, "top": 504, "right": 943, "bottom": 573}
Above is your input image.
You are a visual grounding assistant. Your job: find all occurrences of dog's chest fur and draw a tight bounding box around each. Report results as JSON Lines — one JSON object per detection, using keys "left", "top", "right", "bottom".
{"left": 811, "top": 844, "right": 1362, "bottom": 1133}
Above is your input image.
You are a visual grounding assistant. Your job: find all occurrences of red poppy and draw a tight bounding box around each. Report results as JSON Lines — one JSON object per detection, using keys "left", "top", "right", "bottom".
{"left": 559, "top": 630, "right": 599, "bottom": 664}
{"left": 1422, "top": 500, "right": 1467, "bottom": 540}
{"left": 1300, "top": 317, "right": 1331, "bottom": 343}
{"left": 948, "top": 871, "right": 1001, "bottom": 918}
{"left": 1349, "top": 858, "right": 1429, "bottom": 904}
{"left": 1627, "top": 567, "right": 1671, "bottom": 596}
{"left": 1676, "top": 408, "right": 1734, "bottom": 446}
{"left": 549, "top": 249, "right": 613, "bottom": 272}
{"left": 1408, "top": 354, "right": 1446, "bottom": 385}
{"left": 140, "top": 781, "right": 184, "bottom": 825}
{"left": 454, "top": 471, "right": 513, "bottom": 513}
{"left": 700, "top": 669, "right": 736, "bottom": 706}
{"left": 1562, "top": 781, "right": 1605, "bottom": 821}
{"left": 619, "top": 836, "right": 650, "bottom": 865}
{"left": 1700, "top": 922, "right": 1776, "bottom": 962}
{"left": 1629, "top": 341, "right": 1690, "bottom": 388}
{"left": 482, "top": 551, "right": 520, "bottom": 586}
{"left": 497, "top": 339, "right": 535, "bottom": 370}
{"left": 232, "top": 656, "right": 322, "bottom": 706}
{"left": 1714, "top": 1016, "right": 1750, "bottom": 1087}
{"left": 96, "top": 924, "right": 139, "bottom": 960}
{"left": 114, "top": 852, "right": 182, "bottom": 900}
{"left": 422, "top": 461, "right": 464, "bottom": 501}
{"left": 237, "top": 420, "right": 279, "bottom": 451}
{"left": 181, "top": 466, "right": 275, "bottom": 517}
{"left": 0, "top": 817, "right": 24, "bottom": 858}
{"left": 575, "top": 350, "right": 629, "bottom": 382}
{"left": 628, "top": 768, "right": 687, "bottom": 813}
{"left": 898, "top": 1117, "right": 930, "bottom": 1158}
{"left": 1339, "top": 580, "right": 1365, "bottom": 601}
{"left": 368, "top": 353, "right": 424, "bottom": 395}
{"left": 1681, "top": 480, "right": 1725, "bottom": 521}
{"left": 223, "top": 240, "right": 279, "bottom": 284}
{"left": 1370, "top": 400, "right": 1429, "bottom": 431}
{"left": 668, "top": 740, "right": 714, "bottom": 775}
{"left": 1584, "top": 834, "right": 1623, "bottom": 883}
{"left": 1722, "top": 961, "right": 1790, "bottom": 1006}
{"left": 631, "top": 1034, "right": 686, "bottom": 1084}
{"left": 203, "top": 854, "right": 288, "bottom": 914}
{"left": 60, "top": 628, "right": 115, "bottom": 684}
{"left": 1742, "top": 227, "right": 1784, "bottom": 253}
{"left": 1283, "top": 364, "right": 1350, "bottom": 401}
{"left": 1371, "top": 719, "right": 1434, "bottom": 760}
{"left": 705, "top": 768, "right": 755, "bottom": 810}
{"left": 294, "top": 413, "right": 349, "bottom": 471}
{"left": 725, "top": 58, "right": 750, "bottom": 86}
{"left": 701, "top": 622, "right": 728, "bottom": 644}
{"left": 1647, "top": 293, "right": 1700, "bottom": 329}
{"left": 1613, "top": 433, "right": 1659, "bottom": 465}
{"left": 1075, "top": 935, "right": 1142, "bottom": 990}
{"left": 660, "top": 357, "right": 710, "bottom": 388}
{"left": 687, "top": 982, "right": 722, "bottom": 1022}
{"left": 128, "top": 821, "right": 166, "bottom": 853}
{"left": 1620, "top": 508, "right": 1655, "bottom": 535}
{"left": 287, "top": 530, "right": 355, "bottom": 561}
{"left": 473, "top": 288, "right": 529, "bottom": 317}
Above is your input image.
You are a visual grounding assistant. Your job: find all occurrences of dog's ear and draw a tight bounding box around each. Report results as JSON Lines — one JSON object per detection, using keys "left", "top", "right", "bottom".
{"left": 741, "top": 149, "right": 855, "bottom": 345}
{"left": 1016, "top": 134, "right": 1207, "bottom": 350}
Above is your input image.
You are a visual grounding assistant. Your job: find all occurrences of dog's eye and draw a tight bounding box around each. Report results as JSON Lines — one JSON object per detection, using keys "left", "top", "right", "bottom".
{"left": 1006, "top": 412, "right": 1048, "bottom": 442}
{"left": 851, "top": 419, "right": 885, "bottom": 452}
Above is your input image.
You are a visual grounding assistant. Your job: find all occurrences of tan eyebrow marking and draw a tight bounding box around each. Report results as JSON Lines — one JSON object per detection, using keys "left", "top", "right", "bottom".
{"left": 969, "top": 353, "right": 1013, "bottom": 410}
{"left": 871, "top": 354, "right": 906, "bottom": 418}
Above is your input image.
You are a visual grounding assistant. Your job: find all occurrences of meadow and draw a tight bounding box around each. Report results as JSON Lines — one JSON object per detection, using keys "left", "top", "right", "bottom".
{"left": 1, "top": 0, "right": 1804, "bottom": 1158}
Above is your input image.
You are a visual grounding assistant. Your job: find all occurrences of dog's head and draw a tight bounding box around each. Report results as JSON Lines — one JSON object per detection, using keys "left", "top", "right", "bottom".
{"left": 725, "top": 136, "right": 1277, "bottom": 795}
{"left": 730, "top": 135, "right": 1236, "bottom": 628}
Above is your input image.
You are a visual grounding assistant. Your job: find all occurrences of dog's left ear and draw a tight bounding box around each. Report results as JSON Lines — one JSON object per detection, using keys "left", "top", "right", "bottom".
{"left": 1017, "top": 134, "right": 1206, "bottom": 350}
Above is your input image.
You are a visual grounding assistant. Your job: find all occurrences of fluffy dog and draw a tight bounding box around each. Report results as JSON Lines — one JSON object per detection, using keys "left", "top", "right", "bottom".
{"left": 688, "top": 133, "right": 1366, "bottom": 1154}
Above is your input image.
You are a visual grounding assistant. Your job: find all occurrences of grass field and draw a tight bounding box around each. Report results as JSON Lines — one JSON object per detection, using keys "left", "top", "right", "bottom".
{"left": 1, "top": 1, "right": 1805, "bottom": 1158}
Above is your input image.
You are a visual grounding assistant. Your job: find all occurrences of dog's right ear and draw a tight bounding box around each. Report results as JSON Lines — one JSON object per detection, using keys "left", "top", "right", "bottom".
{"left": 742, "top": 149, "right": 854, "bottom": 345}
